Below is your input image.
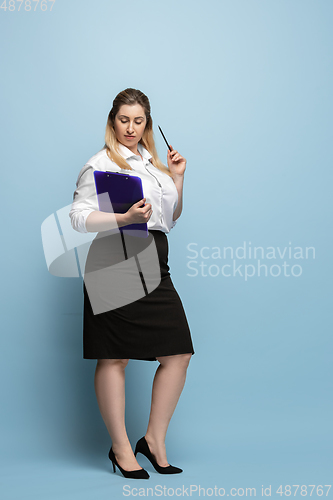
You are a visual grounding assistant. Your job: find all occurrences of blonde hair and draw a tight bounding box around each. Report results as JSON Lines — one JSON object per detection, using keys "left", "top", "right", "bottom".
{"left": 103, "top": 88, "right": 172, "bottom": 177}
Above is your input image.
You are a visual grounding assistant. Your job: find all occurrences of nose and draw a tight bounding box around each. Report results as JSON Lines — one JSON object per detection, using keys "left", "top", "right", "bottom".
{"left": 127, "top": 121, "right": 134, "bottom": 134}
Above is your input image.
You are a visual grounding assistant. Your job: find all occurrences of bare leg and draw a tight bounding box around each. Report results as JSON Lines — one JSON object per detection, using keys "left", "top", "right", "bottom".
{"left": 144, "top": 353, "right": 192, "bottom": 467}
{"left": 94, "top": 358, "right": 142, "bottom": 471}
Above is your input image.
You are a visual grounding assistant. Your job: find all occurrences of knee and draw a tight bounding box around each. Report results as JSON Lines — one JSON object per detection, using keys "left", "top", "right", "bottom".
{"left": 96, "top": 358, "right": 129, "bottom": 369}
{"left": 157, "top": 353, "right": 192, "bottom": 369}
{"left": 179, "top": 353, "right": 192, "bottom": 369}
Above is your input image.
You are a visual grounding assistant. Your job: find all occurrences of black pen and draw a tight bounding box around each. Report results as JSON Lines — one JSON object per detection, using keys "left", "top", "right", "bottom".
{"left": 158, "top": 125, "right": 172, "bottom": 152}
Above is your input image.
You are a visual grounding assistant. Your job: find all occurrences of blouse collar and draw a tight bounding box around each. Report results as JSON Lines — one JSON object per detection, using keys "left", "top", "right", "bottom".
{"left": 117, "top": 141, "right": 152, "bottom": 162}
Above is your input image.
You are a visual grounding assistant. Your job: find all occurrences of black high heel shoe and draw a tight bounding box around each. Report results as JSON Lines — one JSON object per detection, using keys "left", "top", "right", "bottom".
{"left": 134, "top": 437, "right": 183, "bottom": 474}
{"left": 108, "top": 447, "right": 150, "bottom": 479}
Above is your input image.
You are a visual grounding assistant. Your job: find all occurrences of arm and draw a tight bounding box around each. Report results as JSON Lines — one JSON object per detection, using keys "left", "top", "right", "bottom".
{"left": 167, "top": 146, "right": 187, "bottom": 222}
{"left": 69, "top": 165, "right": 100, "bottom": 233}
{"left": 171, "top": 174, "right": 184, "bottom": 221}
{"left": 69, "top": 165, "right": 128, "bottom": 233}
{"left": 69, "top": 165, "right": 152, "bottom": 233}
{"left": 85, "top": 210, "right": 130, "bottom": 232}
{"left": 86, "top": 200, "right": 153, "bottom": 232}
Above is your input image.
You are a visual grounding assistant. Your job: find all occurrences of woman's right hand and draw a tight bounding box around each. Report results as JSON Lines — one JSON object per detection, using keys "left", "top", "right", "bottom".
{"left": 125, "top": 198, "right": 153, "bottom": 224}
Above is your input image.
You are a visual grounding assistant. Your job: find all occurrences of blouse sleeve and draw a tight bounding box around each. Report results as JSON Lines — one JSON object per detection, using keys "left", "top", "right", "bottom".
{"left": 69, "top": 164, "right": 99, "bottom": 233}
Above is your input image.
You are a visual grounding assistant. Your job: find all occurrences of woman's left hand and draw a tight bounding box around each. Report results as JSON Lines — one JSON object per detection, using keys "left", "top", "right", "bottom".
{"left": 167, "top": 145, "right": 186, "bottom": 177}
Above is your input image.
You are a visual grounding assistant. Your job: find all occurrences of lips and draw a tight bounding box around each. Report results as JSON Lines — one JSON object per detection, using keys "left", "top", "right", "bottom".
{"left": 125, "top": 136, "right": 135, "bottom": 139}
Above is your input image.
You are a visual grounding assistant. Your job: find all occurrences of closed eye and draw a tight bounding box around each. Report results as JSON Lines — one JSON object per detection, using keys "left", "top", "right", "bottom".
{"left": 120, "top": 119, "right": 143, "bottom": 124}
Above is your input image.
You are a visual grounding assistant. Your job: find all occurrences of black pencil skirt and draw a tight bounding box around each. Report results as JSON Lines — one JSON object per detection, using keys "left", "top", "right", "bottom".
{"left": 82, "top": 229, "right": 195, "bottom": 361}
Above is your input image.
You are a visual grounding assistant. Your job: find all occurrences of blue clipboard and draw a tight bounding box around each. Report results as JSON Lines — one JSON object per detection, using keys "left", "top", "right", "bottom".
{"left": 93, "top": 171, "right": 149, "bottom": 238}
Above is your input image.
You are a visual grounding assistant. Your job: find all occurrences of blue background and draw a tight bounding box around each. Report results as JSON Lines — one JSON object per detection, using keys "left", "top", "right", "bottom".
{"left": 1, "top": 0, "right": 332, "bottom": 499}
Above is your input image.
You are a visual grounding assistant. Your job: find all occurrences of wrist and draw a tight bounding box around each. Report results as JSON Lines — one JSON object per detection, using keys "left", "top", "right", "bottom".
{"left": 172, "top": 174, "right": 184, "bottom": 188}
{"left": 171, "top": 172, "right": 184, "bottom": 181}
{"left": 116, "top": 212, "right": 129, "bottom": 228}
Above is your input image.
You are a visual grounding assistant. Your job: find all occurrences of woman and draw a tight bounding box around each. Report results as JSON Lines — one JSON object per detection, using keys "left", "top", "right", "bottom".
{"left": 69, "top": 88, "right": 194, "bottom": 480}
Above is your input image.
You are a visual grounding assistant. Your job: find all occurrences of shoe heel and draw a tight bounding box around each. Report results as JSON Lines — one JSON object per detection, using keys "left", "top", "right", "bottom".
{"left": 108, "top": 446, "right": 149, "bottom": 479}
{"left": 134, "top": 437, "right": 183, "bottom": 475}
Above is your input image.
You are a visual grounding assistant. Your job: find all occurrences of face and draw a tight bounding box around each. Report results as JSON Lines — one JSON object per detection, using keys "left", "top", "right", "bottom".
{"left": 114, "top": 103, "right": 147, "bottom": 154}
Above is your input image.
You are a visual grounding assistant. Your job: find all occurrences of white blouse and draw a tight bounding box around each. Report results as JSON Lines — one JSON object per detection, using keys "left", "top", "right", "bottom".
{"left": 69, "top": 142, "right": 179, "bottom": 234}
